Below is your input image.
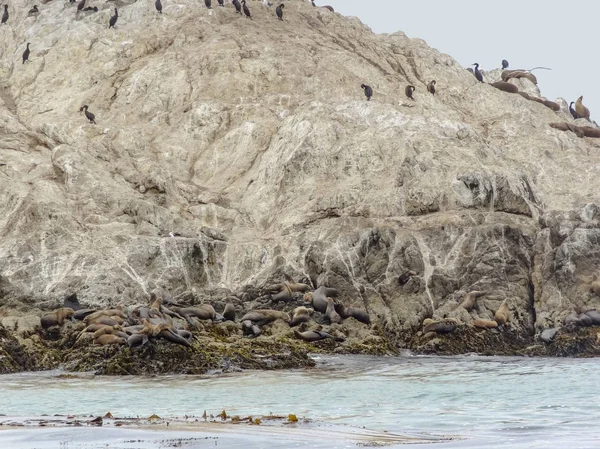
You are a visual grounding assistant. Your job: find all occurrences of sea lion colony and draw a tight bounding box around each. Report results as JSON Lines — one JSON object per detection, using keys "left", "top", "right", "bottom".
{"left": 38, "top": 283, "right": 370, "bottom": 348}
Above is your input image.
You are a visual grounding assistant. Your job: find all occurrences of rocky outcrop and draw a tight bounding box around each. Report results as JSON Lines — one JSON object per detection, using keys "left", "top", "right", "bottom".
{"left": 1, "top": 0, "right": 600, "bottom": 357}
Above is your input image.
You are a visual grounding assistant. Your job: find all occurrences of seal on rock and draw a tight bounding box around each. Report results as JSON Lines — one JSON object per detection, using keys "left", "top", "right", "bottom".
{"left": 289, "top": 306, "right": 313, "bottom": 327}
{"left": 540, "top": 328, "right": 558, "bottom": 343}
{"left": 171, "top": 305, "right": 223, "bottom": 323}
{"left": 241, "top": 320, "right": 261, "bottom": 338}
{"left": 269, "top": 280, "right": 311, "bottom": 302}
{"left": 41, "top": 308, "right": 75, "bottom": 329}
{"left": 294, "top": 329, "right": 344, "bottom": 342}
{"left": 501, "top": 70, "right": 537, "bottom": 85}
{"left": 459, "top": 291, "right": 485, "bottom": 312}
{"left": 223, "top": 302, "right": 236, "bottom": 322}
{"left": 423, "top": 318, "right": 458, "bottom": 334}
{"left": 304, "top": 286, "right": 339, "bottom": 313}
{"left": 490, "top": 81, "right": 518, "bottom": 94}
{"left": 240, "top": 310, "right": 290, "bottom": 326}
{"left": 472, "top": 319, "right": 498, "bottom": 329}
{"left": 325, "top": 297, "right": 341, "bottom": 324}
{"left": 494, "top": 301, "right": 509, "bottom": 325}
{"left": 340, "top": 305, "right": 370, "bottom": 325}
{"left": 94, "top": 335, "right": 126, "bottom": 346}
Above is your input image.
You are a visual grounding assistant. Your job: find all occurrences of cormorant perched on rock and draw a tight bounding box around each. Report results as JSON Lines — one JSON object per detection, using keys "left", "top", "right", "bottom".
{"left": 155, "top": 0, "right": 162, "bottom": 13}
{"left": 427, "top": 80, "right": 436, "bottom": 95}
{"left": 311, "top": 0, "right": 315, "bottom": 5}
{"left": 28, "top": 5, "right": 39, "bottom": 14}
{"left": 77, "top": 0, "right": 86, "bottom": 12}
{"left": 360, "top": 84, "right": 373, "bottom": 101}
{"left": 232, "top": 0, "right": 241, "bottom": 13}
{"left": 204, "top": 0, "right": 211, "bottom": 8}
{"left": 218, "top": 0, "right": 223, "bottom": 5}
{"left": 472, "top": 63, "right": 483, "bottom": 82}
{"left": 405, "top": 85, "right": 416, "bottom": 100}
{"left": 569, "top": 102, "right": 579, "bottom": 120}
{"left": 502, "top": 59, "right": 509, "bottom": 69}
{"left": 241, "top": 0, "right": 251, "bottom": 18}
{"left": 108, "top": 8, "right": 118, "bottom": 28}
{"left": 276, "top": 3, "right": 283, "bottom": 20}
{"left": 22, "top": 43, "right": 30, "bottom": 64}
{"left": 1, "top": 5, "right": 8, "bottom": 24}
{"left": 80, "top": 105, "right": 96, "bottom": 124}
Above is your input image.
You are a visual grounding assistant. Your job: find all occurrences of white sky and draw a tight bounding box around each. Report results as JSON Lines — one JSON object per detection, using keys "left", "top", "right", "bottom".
{"left": 323, "top": 0, "right": 598, "bottom": 119}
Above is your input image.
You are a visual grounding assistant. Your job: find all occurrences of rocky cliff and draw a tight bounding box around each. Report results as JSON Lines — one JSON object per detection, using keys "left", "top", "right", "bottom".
{"left": 1, "top": 0, "right": 600, "bottom": 353}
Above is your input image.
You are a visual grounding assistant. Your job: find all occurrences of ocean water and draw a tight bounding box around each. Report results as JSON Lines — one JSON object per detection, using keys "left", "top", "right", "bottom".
{"left": 0, "top": 355, "right": 599, "bottom": 448}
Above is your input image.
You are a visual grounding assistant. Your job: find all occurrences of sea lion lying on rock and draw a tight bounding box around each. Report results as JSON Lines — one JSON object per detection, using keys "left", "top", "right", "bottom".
{"left": 171, "top": 305, "right": 224, "bottom": 324}
{"left": 268, "top": 281, "right": 311, "bottom": 302}
{"left": 240, "top": 310, "right": 290, "bottom": 326}
{"left": 501, "top": 70, "right": 537, "bottom": 85}
{"left": 472, "top": 319, "right": 498, "bottom": 329}
{"left": 338, "top": 304, "right": 371, "bottom": 325}
{"left": 304, "top": 286, "right": 339, "bottom": 313}
{"left": 290, "top": 307, "right": 313, "bottom": 327}
{"left": 83, "top": 309, "right": 126, "bottom": 324}
{"left": 241, "top": 320, "right": 261, "bottom": 338}
{"left": 540, "top": 328, "right": 558, "bottom": 343}
{"left": 294, "top": 329, "right": 345, "bottom": 342}
{"left": 73, "top": 309, "right": 97, "bottom": 321}
{"left": 94, "top": 334, "right": 126, "bottom": 346}
{"left": 41, "top": 308, "right": 75, "bottom": 329}
{"left": 459, "top": 291, "right": 486, "bottom": 312}
{"left": 423, "top": 318, "right": 458, "bottom": 334}
{"left": 490, "top": 81, "right": 519, "bottom": 94}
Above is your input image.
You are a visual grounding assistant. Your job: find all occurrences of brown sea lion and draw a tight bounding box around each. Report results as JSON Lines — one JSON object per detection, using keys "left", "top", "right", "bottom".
{"left": 304, "top": 286, "right": 339, "bottom": 313}
{"left": 325, "top": 297, "right": 341, "bottom": 324}
{"left": 575, "top": 96, "right": 591, "bottom": 121}
{"left": 494, "top": 301, "right": 509, "bottom": 325}
{"left": 459, "top": 291, "right": 486, "bottom": 312}
{"left": 293, "top": 329, "right": 344, "bottom": 342}
{"left": 94, "top": 334, "right": 126, "bottom": 346}
{"left": 501, "top": 70, "right": 537, "bottom": 85}
{"left": 289, "top": 306, "right": 313, "bottom": 327}
{"left": 268, "top": 281, "right": 311, "bottom": 302}
{"left": 41, "top": 308, "right": 75, "bottom": 329}
{"left": 158, "top": 328, "right": 191, "bottom": 347}
{"left": 73, "top": 309, "right": 97, "bottom": 321}
{"left": 241, "top": 320, "right": 261, "bottom": 338}
{"left": 171, "top": 305, "right": 223, "bottom": 323}
{"left": 240, "top": 310, "right": 290, "bottom": 326}
{"left": 343, "top": 307, "right": 370, "bottom": 325}
{"left": 92, "top": 325, "right": 124, "bottom": 339}
{"left": 83, "top": 309, "right": 126, "bottom": 324}
{"left": 490, "top": 81, "right": 518, "bottom": 94}
{"left": 472, "top": 319, "right": 498, "bottom": 329}
{"left": 86, "top": 316, "right": 123, "bottom": 327}
{"left": 549, "top": 122, "right": 586, "bottom": 138}
{"left": 150, "top": 293, "right": 162, "bottom": 310}
{"left": 127, "top": 333, "right": 149, "bottom": 347}
{"left": 223, "top": 303, "right": 236, "bottom": 322}
{"left": 423, "top": 318, "right": 458, "bottom": 334}
{"left": 541, "top": 99, "right": 560, "bottom": 111}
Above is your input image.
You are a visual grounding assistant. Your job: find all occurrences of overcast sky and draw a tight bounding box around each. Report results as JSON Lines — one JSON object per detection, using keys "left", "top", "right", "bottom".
{"left": 323, "top": 0, "right": 598, "bottom": 119}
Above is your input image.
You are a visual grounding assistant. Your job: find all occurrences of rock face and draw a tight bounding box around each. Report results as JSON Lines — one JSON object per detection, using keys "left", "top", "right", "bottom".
{"left": 1, "top": 0, "right": 600, "bottom": 351}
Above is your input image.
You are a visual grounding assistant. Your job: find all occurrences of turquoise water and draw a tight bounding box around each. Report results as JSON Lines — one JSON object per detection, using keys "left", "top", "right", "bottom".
{"left": 1, "top": 355, "right": 599, "bottom": 448}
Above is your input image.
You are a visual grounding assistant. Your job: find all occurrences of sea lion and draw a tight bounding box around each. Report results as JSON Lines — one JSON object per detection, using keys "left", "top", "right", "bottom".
{"left": 294, "top": 329, "right": 344, "bottom": 342}
{"left": 342, "top": 307, "right": 370, "bottom": 325}
{"left": 591, "top": 275, "right": 600, "bottom": 297}
{"left": 269, "top": 281, "right": 311, "bottom": 302}
{"left": 472, "top": 63, "right": 483, "bottom": 82}
{"left": 158, "top": 328, "right": 191, "bottom": 347}
{"left": 63, "top": 293, "right": 82, "bottom": 311}
{"left": 459, "top": 291, "right": 485, "bottom": 312}
{"left": 304, "top": 286, "right": 339, "bottom": 313}
{"left": 177, "top": 329, "right": 194, "bottom": 341}
{"left": 84, "top": 309, "right": 126, "bottom": 324}
{"left": 501, "top": 70, "right": 537, "bottom": 85}
{"left": 92, "top": 325, "right": 126, "bottom": 340}
{"left": 241, "top": 320, "right": 261, "bottom": 338}
{"left": 322, "top": 5, "right": 334, "bottom": 12}
{"left": 73, "top": 309, "right": 97, "bottom": 321}
{"left": 502, "top": 59, "right": 509, "bottom": 70}
{"left": 540, "top": 328, "right": 558, "bottom": 343}
{"left": 423, "top": 318, "right": 458, "bottom": 334}
{"left": 127, "top": 333, "right": 149, "bottom": 347}
{"left": 472, "top": 319, "right": 498, "bottom": 329}
{"left": 290, "top": 306, "right": 313, "bottom": 327}
{"left": 575, "top": 95, "right": 590, "bottom": 122}
{"left": 94, "top": 334, "right": 126, "bottom": 346}
{"left": 361, "top": 84, "right": 373, "bottom": 101}
{"left": 490, "top": 81, "right": 518, "bottom": 94}
{"left": 223, "top": 303, "right": 236, "bottom": 322}
{"left": 494, "top": 301, "right": 509, "bottom": 325}
{"left": 569, "top": 102, "right": 579, "bottom": 120}
{"left": 171, "top": 305, "right": 223, "bottom": 323}
{"left": 41, "top": 308, "right": 75, "bottom": 329}
{"left": 80, "top": 323, "right": 113, "bottom": 333}
{"left": 240, "top": 310, "right": 290, "bottom": 326}
{"left": 405, "top": 85, "right": 416, "bottom": 100}
{"left": 541, "top": 99, "right": 560, "bottom": 111}
{"left": 427, "top": 80, "right": 436, "bottom": 95}
{"left": 584, "top": 309, "right": 600, "bottom": 325}
{"left": 325, "top": 298, "right": 341, "bottom": 324}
